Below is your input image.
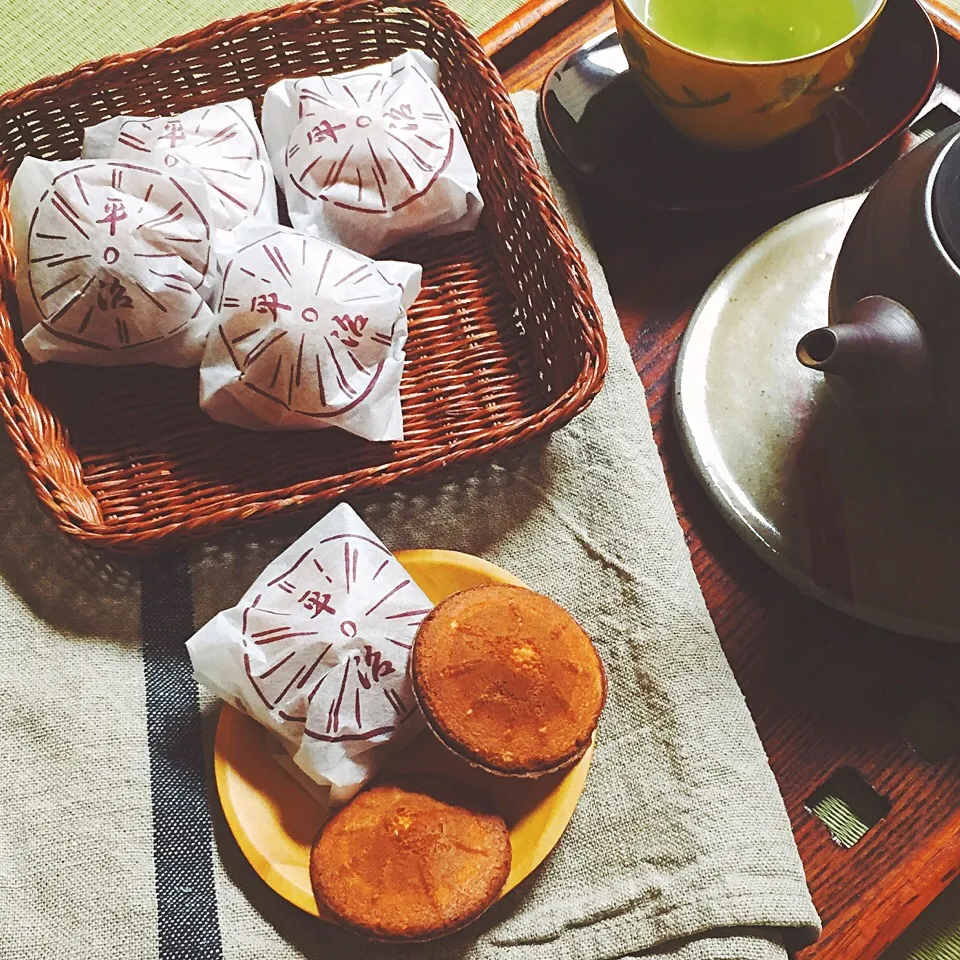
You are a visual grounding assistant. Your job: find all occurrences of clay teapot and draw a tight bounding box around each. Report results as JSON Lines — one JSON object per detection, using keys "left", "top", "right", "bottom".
{"left": 796, "top": 124, "right": 960, "bottom": 444}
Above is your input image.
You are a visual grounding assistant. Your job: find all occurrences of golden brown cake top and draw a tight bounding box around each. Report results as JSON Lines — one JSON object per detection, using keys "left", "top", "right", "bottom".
{"left": 310, "top": 775, "right": 511, "bottom": 942}
{"left": 412, "top": 584, "right": 606, "bottom": 774}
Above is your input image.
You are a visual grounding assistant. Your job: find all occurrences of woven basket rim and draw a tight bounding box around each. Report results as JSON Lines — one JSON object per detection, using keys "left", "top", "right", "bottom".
{"left": 0, "top": 0, "right": 608, "bottom": 552}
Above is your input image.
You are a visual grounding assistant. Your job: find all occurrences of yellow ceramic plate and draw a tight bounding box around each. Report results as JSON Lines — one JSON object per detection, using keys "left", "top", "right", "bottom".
{"left": 214, "top": 549, "right": 595, "bottom": 918}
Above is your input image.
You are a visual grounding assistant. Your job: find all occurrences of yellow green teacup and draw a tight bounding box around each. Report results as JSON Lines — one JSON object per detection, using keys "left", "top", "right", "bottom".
{"left": 613, "top": 0, "right": 887, "bottom": 150}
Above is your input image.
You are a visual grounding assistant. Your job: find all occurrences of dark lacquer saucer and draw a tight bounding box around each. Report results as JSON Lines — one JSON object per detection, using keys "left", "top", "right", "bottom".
{"left": 539, "top": 0, "right": 939, "bottom": 212}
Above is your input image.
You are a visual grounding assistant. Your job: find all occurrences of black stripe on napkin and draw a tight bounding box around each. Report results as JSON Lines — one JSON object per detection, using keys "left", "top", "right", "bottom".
{"left": 142, "top": 552, "right": 224, "bottom": 960}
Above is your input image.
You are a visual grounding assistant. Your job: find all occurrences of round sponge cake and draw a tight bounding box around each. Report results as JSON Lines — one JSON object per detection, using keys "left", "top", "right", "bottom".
{"left": 311, "top": 775, "right": 511, "bottom": 941}
{"left": 412, "top": 584, "right": 606, "bottom": 776}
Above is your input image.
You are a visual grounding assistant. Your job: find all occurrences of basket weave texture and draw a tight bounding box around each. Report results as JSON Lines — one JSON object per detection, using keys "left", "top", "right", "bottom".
{"left": 0, "top": 0, "right": 607, "bottom": 551}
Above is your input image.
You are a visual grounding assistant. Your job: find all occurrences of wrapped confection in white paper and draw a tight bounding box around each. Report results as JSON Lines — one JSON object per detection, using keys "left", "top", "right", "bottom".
{"left": 261, "top": 50, "right": 483, "bottom": 256}
{"left": 199, "top": 221, "right": 421, "bottom": 440}
{"left": 11, "top": 157, "right": 217, "bottom": 366}
{"left": 187, "top": 503, "right": 429, "bottom": 804}
{"left": 83, "top": 99, "right": 278, "bottom": 242}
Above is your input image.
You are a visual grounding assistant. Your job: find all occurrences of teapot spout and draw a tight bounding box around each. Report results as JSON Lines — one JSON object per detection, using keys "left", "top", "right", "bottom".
{"left": 796, "top": 296, "right": 934, "bottom": 415}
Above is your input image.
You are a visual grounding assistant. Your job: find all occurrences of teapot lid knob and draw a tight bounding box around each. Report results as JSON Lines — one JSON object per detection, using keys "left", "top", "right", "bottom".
{"left": 932, "top": 130, "right": 960, "bottom": 268}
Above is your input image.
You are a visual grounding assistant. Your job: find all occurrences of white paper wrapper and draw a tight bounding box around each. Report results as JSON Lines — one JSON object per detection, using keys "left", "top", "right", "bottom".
{"left": 11, "top": 157, "right": 217, "bottom": 366}
{"left": 82, "top": 99, "right": 278, "bottom": 244}
{"left": 186, "top": 503, "right": 430, "bottom": 804}
{"left": 199, "top": 221, "right": 421, "bottom": 440}
{"left": 261, "top": 50, "right": 483, "bottom": 256}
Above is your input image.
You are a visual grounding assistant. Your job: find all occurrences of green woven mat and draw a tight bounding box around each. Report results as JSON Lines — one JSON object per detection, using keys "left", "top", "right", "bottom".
{"left": 0, "top": 0, "right": 519, "bottom": 94}
{"left": 883, "top": 879, "right": 960, "bottom": 960}
{"left": 814, "top": 797, "right": 960, "bottom": 960}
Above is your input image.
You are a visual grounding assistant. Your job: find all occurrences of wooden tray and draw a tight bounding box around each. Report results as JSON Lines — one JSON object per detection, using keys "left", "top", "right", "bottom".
{"left": 496, "top": 1, "right": 960, "bottom": 958}
{"left": 0, "top": 0, "right": 607, "bottom": 552}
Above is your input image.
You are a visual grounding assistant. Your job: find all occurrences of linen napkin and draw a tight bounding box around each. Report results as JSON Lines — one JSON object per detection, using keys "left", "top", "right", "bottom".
{"left": 0, "top": 91, "right": 820, "bottom": 960}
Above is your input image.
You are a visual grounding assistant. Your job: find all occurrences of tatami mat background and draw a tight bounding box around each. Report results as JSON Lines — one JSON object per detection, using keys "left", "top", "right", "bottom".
{"left": 0, "top": 0, "right": 521, "bottom": 91}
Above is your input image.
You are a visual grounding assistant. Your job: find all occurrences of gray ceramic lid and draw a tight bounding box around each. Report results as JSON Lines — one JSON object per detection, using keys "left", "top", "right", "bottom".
{"left": 675, "top": 194, "right": 960, "bottom": 642}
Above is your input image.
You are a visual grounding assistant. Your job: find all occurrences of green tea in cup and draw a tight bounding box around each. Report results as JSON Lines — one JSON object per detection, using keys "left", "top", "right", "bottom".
{"left": 636, "top": 0, "right": 863, "bottom": 62}
{"left": 613, "top": 0, "right": 886, "bottom": 148}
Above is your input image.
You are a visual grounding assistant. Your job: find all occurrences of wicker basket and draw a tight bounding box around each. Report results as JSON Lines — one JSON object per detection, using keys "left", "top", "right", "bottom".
{"left": 0, "top": 0, "right": 607, "bottom": 552}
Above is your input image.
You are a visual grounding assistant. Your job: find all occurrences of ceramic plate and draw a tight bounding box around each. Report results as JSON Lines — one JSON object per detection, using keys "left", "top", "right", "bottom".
{"left": 539, "top": 0, "right": 939, "bottom": 211}
{"left": 214, "top": 549, "right": 595, "bottom": 917}
{"left": 675, "top": 195, "right": 960, "bottom": 642}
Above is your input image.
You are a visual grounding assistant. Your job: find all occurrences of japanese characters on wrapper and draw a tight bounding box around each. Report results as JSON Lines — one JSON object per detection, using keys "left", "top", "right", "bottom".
{"left": 9, "top": 51, "right": 482, "bottom": 443}
{"left": 198, "top": 222, "right": 420, "bottom": 439}
{"left": 260, "top": 50, "right": 482, "bottom": 257}
{"left": 11, "top": 159, "right": 218, "bottom": 366}
{"left": 186, "top": 503, "right": 431, "bottom": 803}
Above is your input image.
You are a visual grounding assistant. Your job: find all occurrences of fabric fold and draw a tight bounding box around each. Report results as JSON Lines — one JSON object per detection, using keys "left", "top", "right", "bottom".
{"left": 187, "top": 92, "right": 821, "bottom": 960}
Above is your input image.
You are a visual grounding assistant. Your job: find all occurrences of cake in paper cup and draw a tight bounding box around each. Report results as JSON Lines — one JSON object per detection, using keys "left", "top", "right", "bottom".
{"left": 83, "top": 99, "right": 278, "bottom": 239}
{"left": 199, "top": 221, "right": 420, "bottom": 440}
{"left": 187, "top": 503, "right": 430, "bottom": 804}
{"left": 11, "top": 157, "right": 217, "bottom": 366}
{"left": 262, "top": 50, "right": 482, "bottom": 256}
{"left": 412, "top": 584, "right": 606, "bottom": 777}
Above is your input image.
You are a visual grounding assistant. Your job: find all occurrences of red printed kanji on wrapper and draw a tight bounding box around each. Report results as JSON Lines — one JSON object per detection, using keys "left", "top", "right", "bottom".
{"left": 186, "top": 503, "right": 431, "bottom": 804}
